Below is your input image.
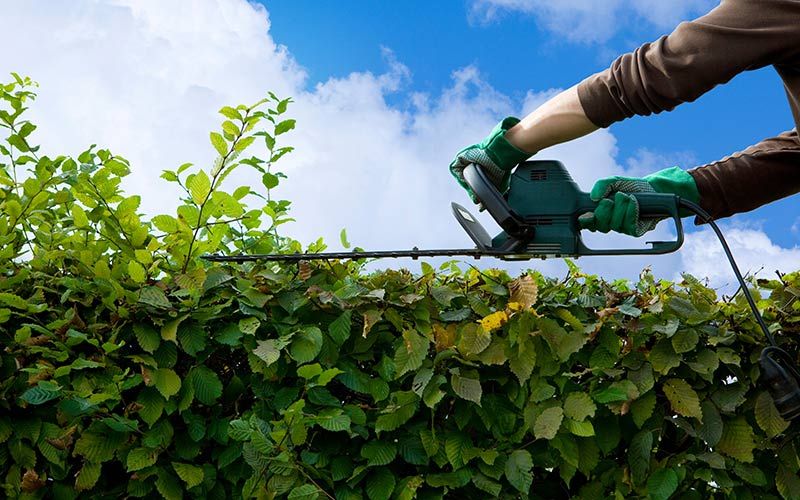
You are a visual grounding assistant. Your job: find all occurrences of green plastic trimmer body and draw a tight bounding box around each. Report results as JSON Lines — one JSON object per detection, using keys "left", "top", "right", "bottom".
{"left": 452, "top": 160, "right": 684, "bottom": 259}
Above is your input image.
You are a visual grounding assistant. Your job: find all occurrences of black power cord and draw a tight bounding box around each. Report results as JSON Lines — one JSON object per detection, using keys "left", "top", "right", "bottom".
{"left": 678, "top": 199, "right": 800, "bottom": 421}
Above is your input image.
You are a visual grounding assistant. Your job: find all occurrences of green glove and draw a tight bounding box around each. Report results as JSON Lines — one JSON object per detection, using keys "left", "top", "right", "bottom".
{"left": 450, "top": 117, "right": 533, "bottom": 201}
{"left": 578, "top": 166, "right": 700, "bottom": 237}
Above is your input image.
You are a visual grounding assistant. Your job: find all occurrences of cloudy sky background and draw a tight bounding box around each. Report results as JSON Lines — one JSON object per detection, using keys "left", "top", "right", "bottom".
{"left": 3, "top": 0, "right": 799, "bottom": 293}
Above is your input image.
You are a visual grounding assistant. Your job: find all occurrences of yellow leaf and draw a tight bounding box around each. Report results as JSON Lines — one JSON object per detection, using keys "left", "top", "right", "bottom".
{"left": 507, "top": 302, "right": 523, "bottom": 312}
{"left": 479, "top": 311, "right": 508, "bottom": 333}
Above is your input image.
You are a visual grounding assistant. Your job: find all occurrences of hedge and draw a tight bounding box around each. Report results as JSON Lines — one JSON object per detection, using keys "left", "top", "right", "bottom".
{"left": 1, "top": 74, "right": 799, "bottom": 499}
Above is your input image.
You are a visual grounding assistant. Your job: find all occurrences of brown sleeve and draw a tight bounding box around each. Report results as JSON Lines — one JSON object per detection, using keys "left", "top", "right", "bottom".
{"left": 687, "top": 130, "right": 800, "bottom": 223}
{"left": 577, "top": 0, "right": 800, "bottom": 128}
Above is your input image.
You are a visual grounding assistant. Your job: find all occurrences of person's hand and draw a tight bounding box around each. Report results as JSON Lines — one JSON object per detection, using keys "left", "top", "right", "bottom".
{"left": 449, "top": 117, "right": 533, "bottom": 202}
{"left": 578, "top": 166, "right": 701, "bottom": 236}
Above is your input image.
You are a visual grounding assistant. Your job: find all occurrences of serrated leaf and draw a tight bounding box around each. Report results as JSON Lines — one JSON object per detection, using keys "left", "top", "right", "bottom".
{"left": 423, "top": 374, "right": 446, "bottom": 409}
{"left": 776, "top": 463, "right": 800, "bottom": 500}
{"left": 228, "top": 419, "right": 252, "bottom": 441}
{"left": 432, "top": 286, "right": 460, "bottom": 307}
{"left": 188, "top": 169, "right": 212, "bottom": 205}
{"left": 566, "top": 419, "right": 595, "bottom": 437}
{"left": 361, "top": 441, "right": 397, "bottom": 466}
{"left": 297, "top": 363, "right": 322, "bottom": 380}
{"left": 153, "top": 368, "right": 181, "bottom": 398}
{"left": 177, "top": 323, "right": 206, "bottom": 357}
{"left": 275, "top": 119, "right": 296, "bottom": 135}
{"left": 151, "top": 214, "right": 178, "bottom": 233}
{"left": 71, "top": 204, "right": 89, "bottom": 228}
{"left": 219, "top": 106, "right": 241, "bottom": 120}
{"left": 509, "top": 275, "right": 538, "bottom": 309}
{"left": 236, "top": 317, "right": 258, "bottom": 336}
{"left": 290, "top": 327, "right": 323, "bottom": 364}
{"left": 288, "top": 484, "right": 319, "bottom": 500}
{"left": 697, "top": 400, "right": 723, "bottom": 446}
{"left": 649, "top": 339, "right": 680, "bottom": 375}
{"left": 160, "top": 318, "right": 184, "bottom": 344}
{"left": 647, "top": 468, "right": 679, "bottom": 500}
{"left": 254, "top": 338, "right": 284, "bottom": 366}
{"left": 155, "top": 470, "right": 183, "bottom": 500}
{"left": 134, "top": 323, "right": 160, "bottom": 353}
{"left": 128, "top": 260, "right": 146, "bottom": 283}
{"left": 755, "top": 391, "right": 790, "bottom": 438}
{"left": 375, "top": 391, "right": 418, "bottom": 433}
{"left": 75, "top": 431, "right": 125, "bottom": 463}
{"left": 139, "top": 286, "right": 171, "bottom": 309}
{"left": 0, "top": 292, "right": 27, "bottom": 310}
{"left": 563, "top": 392, "right": 596, "bottom": 422}
{"left": 733, "top": 462, "right": 768, "bottom": 486}
{"left": 538, "top": 317, "right": 586, "bottom": 360}
{"left": 137, "top": 387, "right": 164, "bottom": 427}
{"left": 445, "top": 432, "right": 472, "bottom": 469}
{"left": 509, "top": 336, "right": 536, "bottom": 384}
{"left": 365, "top": 468, "right": 395, "bottom": 500}
{"left": 451, "top": 371, "right": 482, "bottom": 405}
{"left": 328, "top": 310, "right": 352, "bottom": 346}
{"left": 127, "top": 447, "right": 158, "bottom": 471}
{"left": 457, "top": 323, "right": 491, "bottom": 355}
{"left": 317, "top": 368, "right": 343, "bottom": 386}
{"left": 419, "top": 429, "right": 439, "bottom": 457}
{"left": 210, "top": 131, "right": 227, "bottom": 156}
{"left": 479, "top": 310, "right": 508, "bottom": 332}
{"left": 591, "top": 385, "right": 628, "bottom": 403}
{"left": 663, "top": 378, "right": 702, "bottom": 420}
{"left": 472, "top": 473, "right": 502, "bottom": 497}
{"left": 188, "top": 366, "right": 222, "bottom": 405}
{"left": 394, "top": 329, "right": 429, "bottom": 379}
{"left": 316, "top": 408, "right": 351, "bottom": 432}
{"left": 362, "top": 309, "right": 383, "bottom": 337}
{"left": 505, "top": 450, "right": 533, "bottom": 493}
{"left": 21, "top": 385, "right": 61, "bottom": 405}
{"left": 75, "top": 462, "right": 101, "bottom": 491}
{"left": 172, "top": 462, "right": 204, "bottom": 489}
{"left": 628, "top": 430, "right": 652, "bottom": 484}
{"left": 631, "top": 392, "right": 656, "bottom": 428}
{"left": 717, "top": 416, "right": 755, "bottom": 463}
{"left": 671, "top": 328, "right": 699, "bottom": 353}
{"left": 534, "top": 406, "right": 563, "bottom": 440}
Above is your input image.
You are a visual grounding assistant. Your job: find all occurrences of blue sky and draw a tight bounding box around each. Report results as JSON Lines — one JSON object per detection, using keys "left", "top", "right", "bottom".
{"left": 266, "top": 0, "right": 798, "bottom": 247}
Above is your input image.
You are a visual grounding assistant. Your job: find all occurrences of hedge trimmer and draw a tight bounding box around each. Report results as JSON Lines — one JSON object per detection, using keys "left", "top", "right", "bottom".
{"left": 202, "top": 160, "right": 800, "bottom": 421}
{"left": 203, "top": 160, "right": 686, "bottom": 262}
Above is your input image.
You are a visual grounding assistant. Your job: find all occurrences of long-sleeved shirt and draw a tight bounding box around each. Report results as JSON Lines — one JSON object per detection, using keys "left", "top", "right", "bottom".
{"left": 576, "top": 0, "right": 800, "bottom": 223}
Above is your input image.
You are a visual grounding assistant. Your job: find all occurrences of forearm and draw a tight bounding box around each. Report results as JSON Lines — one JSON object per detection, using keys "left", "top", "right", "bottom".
{"left": 504, "top": 85, "right": 598, "bottom": 153}
{"left": 688, "top": 130, "right": 800, "bottom": 222}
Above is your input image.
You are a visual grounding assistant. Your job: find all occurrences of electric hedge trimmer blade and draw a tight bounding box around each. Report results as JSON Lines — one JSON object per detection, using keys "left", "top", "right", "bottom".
{"left": 201, "top": 160, "right": 685, "bottom": 263}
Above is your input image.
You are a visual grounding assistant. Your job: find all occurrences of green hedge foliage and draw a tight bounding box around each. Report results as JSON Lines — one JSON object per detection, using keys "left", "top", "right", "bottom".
{"left": 1, "top": 75, "right": 800, "bottom": 499}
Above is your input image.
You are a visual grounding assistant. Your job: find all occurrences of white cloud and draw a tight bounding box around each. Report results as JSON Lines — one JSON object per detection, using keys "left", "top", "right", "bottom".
{"left": 470, "top": 0, "right": 718, "bottom": 44}
{"left": 1, "top": 0, "right": 794, "bottom": 292}
{"left": 681, "top": 225, "right": 800, "bottom": 291}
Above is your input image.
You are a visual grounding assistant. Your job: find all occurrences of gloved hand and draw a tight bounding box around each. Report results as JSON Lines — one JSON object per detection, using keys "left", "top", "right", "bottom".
{"left": 450, "top": 117, "right": 533, "bottom": 202}
{"left": 578, "top": 166, "right": 700, "bottom": 236}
